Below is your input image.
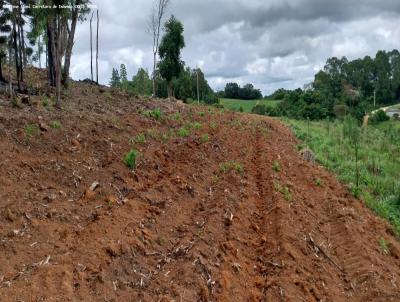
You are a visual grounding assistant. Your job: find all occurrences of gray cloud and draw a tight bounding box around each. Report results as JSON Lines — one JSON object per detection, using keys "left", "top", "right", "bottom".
{"left": 67, "top": 0, "right": 400, "bottom": 94}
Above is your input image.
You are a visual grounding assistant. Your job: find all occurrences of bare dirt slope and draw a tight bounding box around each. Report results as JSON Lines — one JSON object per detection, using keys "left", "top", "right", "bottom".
{"left": 1, "top": 76, "right": 400, "bottom": 301}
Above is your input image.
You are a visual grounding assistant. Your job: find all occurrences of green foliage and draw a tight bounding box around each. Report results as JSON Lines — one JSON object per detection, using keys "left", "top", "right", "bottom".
{"left": 131, "top": 68, "right": 152, "bottom": 96}
{"left": 369, "top": 110, "right": 390, "bottom": 124}
{"left": 50, "top": 121, "right": 62, "bottom": 129}
{"left": 224, "top": 82, "right": 263, "bottom": 100}
{"left": 219, "top": 161, "right": 244, "bottom": 174}
{"left": 123, "top": 149, "right": 139, "bottom": 169}
{"left": 109, "top": 68, "right": 120, "bottom": 87}
{"left": 158, "top": 15, "right": 185, "bottom": 95}
{"left": 177, "top": 127, "right": 190, "bottom": 137}
{"left": 24, "top": 124, "right": 39, "bottom": 137}
{"left": 315, "top": 178, "right": 323, "bottom": 187}
{"left": 272, "top": 160, "right": 281, "bottom": 172}
{"left": 274, "top": 181, "right": 292, "bottom": 202}
{"left": 286, "top": 118, "right": 400, "bottom": 236}
{"left": 271, "top": 49, "right": 400, "bottom": 121}
{"left": 201, "top": 134, "right": 210, "bottom": 143}
{"left": 131, "top": 133, "right": 146, "bottom": 145}
{"left": 143, "top": 108, "right": 163, "bottom": 120}
{"left": 252, "top": 104, "right": 267, "bottom": 115}
{"left": 42, "top": 98, "right": 50, "bottom": 108}
{"left": 378, "top": 237, "right": 390, "bottom": 255}
{"left": 220, "top": 98, "right": 281, "bottom": 113}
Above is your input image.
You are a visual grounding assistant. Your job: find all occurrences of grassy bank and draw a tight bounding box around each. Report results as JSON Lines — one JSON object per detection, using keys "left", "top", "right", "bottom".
{"left": 220, "top": 98, "right": 281, "bottom": 112}
{"left": 284, "top": 118, "right": 400, "bottom": 235}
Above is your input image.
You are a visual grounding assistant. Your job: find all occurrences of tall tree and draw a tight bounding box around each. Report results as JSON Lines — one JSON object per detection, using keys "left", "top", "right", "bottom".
{"left": 131, "top": 68, "right": 152, "bottom": 95}
{"left": 0, "top": 0, "right": 11, "bottom": 82}
{"left": 158, "top": 15, "right": 185, "bottom": 98}
{"left": 109, "top": 68, "right": 120, "bottom": 87}
{"left": 149, "top": 0, "right": 170, "bottom": 97}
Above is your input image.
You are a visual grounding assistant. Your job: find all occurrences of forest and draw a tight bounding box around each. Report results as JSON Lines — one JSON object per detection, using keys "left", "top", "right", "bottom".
{"left": 258, "top": 50, "right": 400, "bottom": 121}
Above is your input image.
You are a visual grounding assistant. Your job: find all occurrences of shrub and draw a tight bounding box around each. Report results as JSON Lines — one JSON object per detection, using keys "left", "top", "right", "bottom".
{"left": 252, "top": 104, "right": 266, "bottom": 115}
{"left": 369, "top": 110, "right": 390, "bottom": 124}
{"left": 123, "top": 149, "right": 139, "bottom": 169}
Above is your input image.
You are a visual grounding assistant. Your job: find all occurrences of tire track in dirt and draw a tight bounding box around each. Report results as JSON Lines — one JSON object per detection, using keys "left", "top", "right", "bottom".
{"left": 248, "top": 125, "right": 283, "bottom": 301}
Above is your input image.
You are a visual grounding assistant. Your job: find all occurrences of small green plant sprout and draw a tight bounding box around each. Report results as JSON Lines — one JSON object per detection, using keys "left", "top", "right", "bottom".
{"left": 24, "top": 124, "right": 39, "bottom": 137}
{"left": 198, "top": 111, "right": 205, "bottom": 117}
{"left": 143, "top": 108, "right": 163, "bottom": 120}
{"left": 274, "top": 181, "right": 293, "bottom": 202}
{"left": 50, "top": 121, "right": 62, "bottom": 129}
{"left": 378, "top": 237, "right": 390, "bottom": 255}
{"left": 219, "top": 161, "right": 244, "bottom": 174}
{"left": 314, "top": 178, "right": 323, "bottom": 187}
{"left": 201, "top": 134, "right": 210, "bottom": 143}
{"left": 192, "top": 122, "right": 202, "bottom": 130}
{"left": 42, "top": 98, "right": 50, "bottom": 108}
{"left": 123, "top": 149, "right": 139, "bottom": 169}
{"left": 272, "top": 160, "right": 281, "bottom": 172}
{"left": 131, "top": 133, "right": 146, "bottom": 145}
{"left": 177, "top": 127, "right": 190, "bottom": 138}
{"left": 170, "top": 112, "right": 182, "bottom": 122}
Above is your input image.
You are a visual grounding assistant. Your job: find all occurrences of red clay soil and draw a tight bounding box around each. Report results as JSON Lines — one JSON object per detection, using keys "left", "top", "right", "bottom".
{"left": 1, "top": 74, "right": 400, "bottom": 301}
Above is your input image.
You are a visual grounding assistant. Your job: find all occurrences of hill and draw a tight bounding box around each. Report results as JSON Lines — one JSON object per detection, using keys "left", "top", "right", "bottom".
{"left": 0, "top": 74, "right": 400, "bottom": 301}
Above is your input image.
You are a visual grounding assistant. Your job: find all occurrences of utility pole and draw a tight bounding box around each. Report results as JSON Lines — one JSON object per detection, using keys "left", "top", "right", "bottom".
{"left": 197, "top": 67, "right": 200, "bottom": 105}
{"left": 374, "top": 89, "right": 376, "bottom": 108}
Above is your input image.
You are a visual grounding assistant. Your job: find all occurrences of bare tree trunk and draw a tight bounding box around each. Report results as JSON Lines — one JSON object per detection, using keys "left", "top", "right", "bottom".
{"left": 17, "top": 0, "right": 26, "bottom": 67}
{"left": 90, "top": 11, "right": 93, "bottom": 81}
{"left": 8, "top": 43, "right": 12, "bottom": 96}
{"left": 47, "top": 19, "right": 57, "bottom": 86}
{"left": 18, "top": 23, "right": 24, "bottom": 81}
{"left": 150, "top": 0, "right": 170, "bottom": 97}
{"left": 0, "top": 60, "right": 3, "bottom": 82}
{"left": 55, "top": 16, "right": 62, "bottom": 108}
{"left": 12, "top": 22, "right": 21, "bottom": 91}
{"left": 62, "top": 2, "right": 80, "bottom": 87}
{"left": 96, "top": 9, "right": 99, "bottom": 84}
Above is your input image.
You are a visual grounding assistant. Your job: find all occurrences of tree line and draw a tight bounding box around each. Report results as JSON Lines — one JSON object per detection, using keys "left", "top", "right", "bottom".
{"left": 220, "top": 82, "right": 263, "bottom": 100}
{"left": 256, "top": 49, "right": 400, "bottom": 121}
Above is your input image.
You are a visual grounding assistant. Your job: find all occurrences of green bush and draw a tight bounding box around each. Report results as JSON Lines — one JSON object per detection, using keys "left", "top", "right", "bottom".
{"left": 123, "top": 149, "right": 139, "bottom": 169}
{"left": 369, "top": 110, "right": 390, "bottom": 124}
{"left": 177, "top": 127, "right": 190, "bottom": 137}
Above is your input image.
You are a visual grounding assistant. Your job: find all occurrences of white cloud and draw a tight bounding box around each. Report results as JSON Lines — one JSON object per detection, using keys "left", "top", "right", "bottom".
{"left": 66, "top": 0, "right": 400, "bottom": 95}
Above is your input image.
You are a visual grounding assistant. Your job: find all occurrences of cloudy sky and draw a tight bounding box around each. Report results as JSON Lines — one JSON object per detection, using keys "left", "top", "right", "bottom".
{"left": 69, "top": 0, "right": 400, "bottom": 95}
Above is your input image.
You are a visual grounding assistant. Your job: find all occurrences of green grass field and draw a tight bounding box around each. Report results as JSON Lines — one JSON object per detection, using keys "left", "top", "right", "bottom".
{"left": 220, "top": 98, "right": 281, "bottom": 112}
{"left": 284, "top": 118, "right": 400, "bottom": 235}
